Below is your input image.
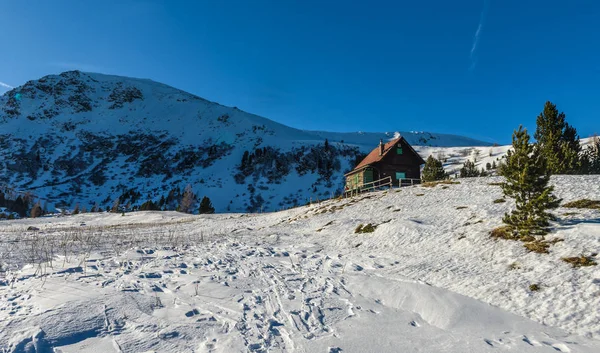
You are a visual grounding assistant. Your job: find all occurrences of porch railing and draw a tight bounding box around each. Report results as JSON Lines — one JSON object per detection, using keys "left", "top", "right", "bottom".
{"left": 399, "top": 178, "right": 421, "bottom": 187}
{"left": 344, "top": 176, "right": 392, "bottom": 197}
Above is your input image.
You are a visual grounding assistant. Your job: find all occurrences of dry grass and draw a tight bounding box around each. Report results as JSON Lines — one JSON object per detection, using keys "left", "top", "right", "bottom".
{"left": 421, "top": 180, "right": 460, "bottom": 188}
{"left": 508, "top": 262, "right": 521, "bottom": 270}
{"left": 523, "top": 240, "right": 552, "bottom": 254}
{"left": 562, "top": 255, "right": 598, "bottom": 268}
{"left": 490, "top": 226, "right": 518, "bottom": 240}
{"left": 316, "top": 220, "right": 334, "bottom": 232}
{"left": 562, "top": 212, "right": 578, "bottom": 216}
{"left": 493, "top": 198, "right": 506, "bottom": 204}
{"left": 415, "top": 193, "right": 425, "bottom": 197}
{"left": 529, "top": 284, "right": 541, "bottom": 291}
{"left": 455, "top": 206, "right": 468, "bottom": 210}
{"left": 562, "top": 199, "right": 600, "bottom": 209}
{"left": 355, "top": 223, "right": 377, "bottom": 234}
{"left": 488, "top": 182, "right": 503, "bottom": 186}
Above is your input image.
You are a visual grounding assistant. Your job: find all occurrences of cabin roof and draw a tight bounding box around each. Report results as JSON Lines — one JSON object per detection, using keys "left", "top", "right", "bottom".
{"left": 345, "top": 136, "right": 425, "bottom": 176}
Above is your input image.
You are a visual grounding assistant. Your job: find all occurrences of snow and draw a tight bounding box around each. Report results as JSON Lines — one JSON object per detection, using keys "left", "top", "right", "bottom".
{"left": 1, "top": 175, "right": 599, "bottom": 352}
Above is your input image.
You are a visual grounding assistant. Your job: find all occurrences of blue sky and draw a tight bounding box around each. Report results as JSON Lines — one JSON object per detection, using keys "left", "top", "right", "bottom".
{"left": 1, "top": 0, "right": 598, "bottom": 143}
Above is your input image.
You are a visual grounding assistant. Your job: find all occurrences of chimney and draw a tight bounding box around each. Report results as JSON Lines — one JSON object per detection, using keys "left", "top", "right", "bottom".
{"left": 379, "top": 139, "right": 384, "bottom": 156}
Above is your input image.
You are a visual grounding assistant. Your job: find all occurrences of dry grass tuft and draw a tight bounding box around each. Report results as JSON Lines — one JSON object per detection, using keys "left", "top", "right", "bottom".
{"left": 455, "top": 206, "right": 468, "bottom": 210}
{"left": 508, "top": 262, "right": 521, "bottom": 270}
{"left": 355, "top": 223, "right": 377, "bottom": 234}
{"left": 529, "top": 284, "right": 541, "bottom": 291}
{"left": 421, "top": 180, "right": 460, "bottom": 188}
{"left": 562, "top": 199, "right": 600, "bottom": 209}
{"left": 523, "top": 240, "right": 550, "bottom": 254}
{"left": 493, "top": 198, "right": 506, "bottom": 204}
{"left": 490, "top": 226, "right": 517, "bottom": 240}
{"left": 562, "top": 255, "right": 598, "bottom": 268}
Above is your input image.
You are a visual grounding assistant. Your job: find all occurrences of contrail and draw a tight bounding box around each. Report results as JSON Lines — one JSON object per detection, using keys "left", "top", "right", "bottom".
{"left": 0, "top": 81, "right": 13, "bottom": 89}
{"left": 470, "top": 0, "right": 491, "bottom": 70}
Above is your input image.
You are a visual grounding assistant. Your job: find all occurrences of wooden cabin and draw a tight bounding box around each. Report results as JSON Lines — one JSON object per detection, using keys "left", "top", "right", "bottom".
{"left": 345, "top": 137, "right": 425, "bottom": 191}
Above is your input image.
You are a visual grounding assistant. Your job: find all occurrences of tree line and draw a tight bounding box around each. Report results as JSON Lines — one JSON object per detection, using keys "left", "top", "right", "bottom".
{"left": 423, "top": 101, "right": 599, "bottom": 237}
{"left": 422, "top": 101, "right": 600, "bottom": 183}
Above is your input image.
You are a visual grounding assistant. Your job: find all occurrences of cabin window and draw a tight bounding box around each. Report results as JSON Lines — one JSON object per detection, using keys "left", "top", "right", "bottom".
{"left": 396, "top": 147, "right": 403, "bottom": 155}
{"left": 396, "top": 172, "right": 406, "bottom": 180}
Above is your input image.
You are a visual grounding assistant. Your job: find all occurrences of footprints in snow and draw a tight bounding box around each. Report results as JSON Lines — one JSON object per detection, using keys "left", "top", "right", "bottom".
{"left": 483, "top": 335, "right": 571, "bottom": 352}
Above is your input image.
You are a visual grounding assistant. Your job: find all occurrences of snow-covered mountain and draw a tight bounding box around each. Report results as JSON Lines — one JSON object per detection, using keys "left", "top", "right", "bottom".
{"left": 0, "top": 71, "right": 492, "bottom": 212}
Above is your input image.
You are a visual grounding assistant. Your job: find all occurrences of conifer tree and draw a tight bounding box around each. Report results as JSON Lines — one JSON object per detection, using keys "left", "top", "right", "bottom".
{"left": 111, "top": 197, "right": 120, "bottom": 213}
{"left": 459, "top": 160, "right": 480, "bottom": 178}
{"left": 581, "top": 135, "right": 600, "bottom": 174}
{"left": 500, "top": 126, "right": 561, "bottom": 236}
{"left": 421, "top": 155, "right": 446, "bottom": 182}
{"left": 30, "top": 202, "right": 42, "bottom": 218}
{"left": 179, "top": 184, "right": 196, "bottom": 214}
{"left": 534, "top": 101, "right": 581, "bottom": 174}
{"left": 199, "top": 196, "right": 215, "bottom": 214}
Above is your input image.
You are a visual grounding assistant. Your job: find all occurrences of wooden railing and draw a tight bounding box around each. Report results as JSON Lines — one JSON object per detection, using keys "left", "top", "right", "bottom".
{"left": 344, "top": 176, "right": 392, "bottom": 197}
{"left": 398, "top": 178, "right": 421, "bottom": 187}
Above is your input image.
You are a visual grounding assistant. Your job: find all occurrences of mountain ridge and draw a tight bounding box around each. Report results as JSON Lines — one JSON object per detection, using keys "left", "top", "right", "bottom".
{"left": 0, "top": 70, "right": 492, "bottom": 212}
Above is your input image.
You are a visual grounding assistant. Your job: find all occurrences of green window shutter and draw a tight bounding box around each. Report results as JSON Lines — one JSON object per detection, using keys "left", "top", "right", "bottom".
{"left": 396, "top": 172, "right": 406, "bottom": 180}
{"left": 396, "top": 147, "right": 403, "bottom": 155}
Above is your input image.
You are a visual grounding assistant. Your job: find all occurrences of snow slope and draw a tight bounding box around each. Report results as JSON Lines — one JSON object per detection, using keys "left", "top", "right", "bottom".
{"left": 1, "top": 175, "right": 599, "bottom": 352}
{"left": 0, "top": 71, "right": 493, "bottom": 213}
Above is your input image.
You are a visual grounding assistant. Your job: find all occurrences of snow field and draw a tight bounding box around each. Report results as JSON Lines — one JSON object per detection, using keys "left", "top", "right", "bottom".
{"left": 0, "top": 176, "right": 599, "bottom": 352}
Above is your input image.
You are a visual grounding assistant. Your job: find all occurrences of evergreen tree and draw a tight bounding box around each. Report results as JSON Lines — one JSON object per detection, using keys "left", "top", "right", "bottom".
{"left": 581, "top": 135, "right": 600, "bottom": 174}
{"left": 486, "top": 162, "right": 492, "bottom": 171}
{"left": 534, "top": 101, "right": 581, "bottom": 174}
{"left": 13, "top": 196, "right": 26, "bottom": 217}
{"left": 179, "top": 184, "right": 196, "bottom": 214}
{"left": 199, "top": 196, "right": 215, "bottom": 214}
{"left": 421, "top": 155, "right": 446, "bottom": 182}
{"left": 459, "top": 160, "right": 480, "bottom": 178}
{"left": 140, "top": 200, "right": 160, "bottom": 211}
{"left": 73, "top": 203, "right": 80, "bottom": 215}
{"left": 492, "top": 161, "right": 497, "bottom": 169}
{"left": 30, "top": 202, "right": 42, "bottom": 218}
{"left": 500, "top": 126, "right": 561, "bottom": 236}
{"left": 111, "top": 197, "right": 120, "bottom": 213}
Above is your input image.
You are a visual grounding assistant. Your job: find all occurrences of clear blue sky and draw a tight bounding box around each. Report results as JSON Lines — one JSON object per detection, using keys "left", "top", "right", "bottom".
{"left": 1, "top": 0, "right": 598, "bottom": 143}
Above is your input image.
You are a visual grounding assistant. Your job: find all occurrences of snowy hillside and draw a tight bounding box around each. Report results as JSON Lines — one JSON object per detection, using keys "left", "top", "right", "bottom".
{"left": 0, "top": 71, "right": 493, "bottom": 213}
{"left": 1, "top": 176, "right": 599, "bottom": 352}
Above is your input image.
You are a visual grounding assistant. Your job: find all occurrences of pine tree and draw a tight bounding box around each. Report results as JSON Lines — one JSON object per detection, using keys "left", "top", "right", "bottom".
{"left": 73, "top": 203, "right": 80, "bottom": 215}
{"left": 421, "top": 155, "right": 446, "bottom": 182}
{"left": 581, "top": 135, "right": 600, "bottom": 174}
{"left": 30, "top": 202, "right": 42, "bottom": 218}
{"left": 500, "top": 126, "right": 561, "bottom": 236}
{"left": 534, "top": 101, "right": 581, "bottom": 174}
{"left": 179, "top": 184, "right": 196, "bottom": 214}
{"left": 486, "top": 162, "right": 492, "bottom": 171}
{"left": 111, "top": 197, "right": 120, "bottom": 213}
{"left": 459, "top": 160, "right": 480, "bottom": 178}
{"left": 199, "top": 196, "right": 215, "bottom": 214}
{"left": 140, "top": 200, "right": 160, "bottom": 211}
